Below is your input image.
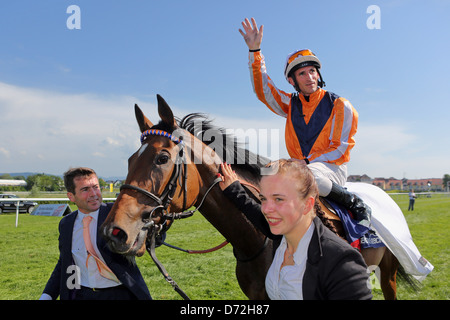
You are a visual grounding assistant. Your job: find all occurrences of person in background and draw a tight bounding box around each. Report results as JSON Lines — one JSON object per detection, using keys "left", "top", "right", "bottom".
{"left": 40, "top": 167, "right": 151, "bottom": 300}
{"left": 408, "top": 189, "right": 416, "bottom": 211}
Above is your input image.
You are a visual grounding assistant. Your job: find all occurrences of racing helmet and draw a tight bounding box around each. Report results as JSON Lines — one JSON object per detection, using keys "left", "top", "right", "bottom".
{"left": 284, "top": 49, "right": 325, "bottom": 88}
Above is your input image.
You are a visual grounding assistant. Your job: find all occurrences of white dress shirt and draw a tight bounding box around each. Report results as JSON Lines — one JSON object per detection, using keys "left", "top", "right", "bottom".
{"left": 265, "top": 223, "right": 314, "bottom": 300}
{"left": 72, "top": 209, "right": 121, "bottom": 289}
{"left": 39, "top": 209, "right": 121, "bottom": 299}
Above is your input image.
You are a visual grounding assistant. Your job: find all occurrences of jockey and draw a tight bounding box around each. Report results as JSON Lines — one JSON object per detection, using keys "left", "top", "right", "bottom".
{"left": 239, "top": 18, "right": 371, "bottom": 226}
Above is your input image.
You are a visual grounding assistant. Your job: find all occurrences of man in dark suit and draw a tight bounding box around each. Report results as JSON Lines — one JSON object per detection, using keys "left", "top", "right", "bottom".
{"left": 40, "top": 167, "right": 151, "bottom": 300}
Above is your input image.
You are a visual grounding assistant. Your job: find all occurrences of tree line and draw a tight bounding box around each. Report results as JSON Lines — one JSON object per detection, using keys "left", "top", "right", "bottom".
{"left": 2, "top": 173, "right": 450, "bottom": 192}
{"left": 0, "top": 173, "right": 107, "bottom": 192}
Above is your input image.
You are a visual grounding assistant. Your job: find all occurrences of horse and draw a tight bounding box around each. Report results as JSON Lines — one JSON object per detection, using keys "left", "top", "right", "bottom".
{"left": 102, "top": 94, "right": 404, "bottom": 300}
{"left": 318, "top": 201, "right": 402, "bottom": 299}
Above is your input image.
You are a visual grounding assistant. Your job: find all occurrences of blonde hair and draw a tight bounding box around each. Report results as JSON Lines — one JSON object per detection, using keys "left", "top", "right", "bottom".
{"left": 264, "top": 159, "right": 318, "bottom": 200}
{"left": 264, "top": 159, "right": 338, "bottom": 233}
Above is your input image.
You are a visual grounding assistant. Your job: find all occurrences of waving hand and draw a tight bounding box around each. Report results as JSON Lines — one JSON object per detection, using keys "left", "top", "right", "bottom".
{"left": 239, "top": 18, "right": 263, "bottom": 51}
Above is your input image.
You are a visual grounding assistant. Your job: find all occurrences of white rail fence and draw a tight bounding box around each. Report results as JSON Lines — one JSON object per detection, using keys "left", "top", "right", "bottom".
{"left": 0, "top": 198, "right": 116, "bottom": 227}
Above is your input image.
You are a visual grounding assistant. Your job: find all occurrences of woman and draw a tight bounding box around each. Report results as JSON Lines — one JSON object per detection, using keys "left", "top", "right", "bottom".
{"left": 219, "top": 160, "right": 372, "bottom": 300}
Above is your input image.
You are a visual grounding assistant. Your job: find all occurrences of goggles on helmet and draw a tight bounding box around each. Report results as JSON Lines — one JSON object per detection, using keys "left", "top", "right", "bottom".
{"left": 284, "top": 49, "right": 322, "bottom": 80}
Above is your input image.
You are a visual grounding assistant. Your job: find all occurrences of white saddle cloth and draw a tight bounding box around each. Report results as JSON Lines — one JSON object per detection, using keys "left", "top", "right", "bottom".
{"left": 345, "top": 182, "right": 434, "bottom": 281}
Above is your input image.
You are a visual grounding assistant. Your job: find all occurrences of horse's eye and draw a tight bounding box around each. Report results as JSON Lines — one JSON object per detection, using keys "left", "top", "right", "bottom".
{"left": 156, "top": 154, "right": 169, "bottom": 165}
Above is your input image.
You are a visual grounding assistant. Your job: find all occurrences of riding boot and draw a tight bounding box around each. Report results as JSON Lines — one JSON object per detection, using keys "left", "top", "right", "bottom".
{"left": 326, "top": 182, "right": 371, "bottom": 227}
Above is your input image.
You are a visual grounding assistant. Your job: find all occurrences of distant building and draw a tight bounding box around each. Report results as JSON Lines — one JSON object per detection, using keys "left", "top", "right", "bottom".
{"left": 105, "top": 180, "right": 123, "bottom": 187}
{"left": 347, "top": 175, "right": 443, "bottom": 191}
{"left": 347, "top": 174, "right": 372, "bottom": 183}
{"left": 0, "top": 179, "right": 27, "bottom": 187}
{"left": 403, "top": 178, "right": 443, "bottom": 192}
{"left": 372, "top": 177, "right": 403, "bottom": 190}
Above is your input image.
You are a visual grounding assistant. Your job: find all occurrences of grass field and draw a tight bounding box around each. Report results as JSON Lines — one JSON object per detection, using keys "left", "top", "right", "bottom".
{"left": 0, "top": 193, "right": 448, "bottom": 300}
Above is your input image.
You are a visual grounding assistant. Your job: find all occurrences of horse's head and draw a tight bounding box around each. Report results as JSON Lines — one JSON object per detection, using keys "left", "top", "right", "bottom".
{"left": 102, "top": 95, "right": 201, "bottom": 256}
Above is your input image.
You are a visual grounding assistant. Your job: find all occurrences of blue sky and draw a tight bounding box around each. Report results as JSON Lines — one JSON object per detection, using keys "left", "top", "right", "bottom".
{"left": 1, "top": 0, "right": 449, "bottom": 180}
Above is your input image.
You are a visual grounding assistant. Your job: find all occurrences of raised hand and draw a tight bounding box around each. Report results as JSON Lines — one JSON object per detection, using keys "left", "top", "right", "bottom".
{"left": 239, "top": 17, "right": 263, "bottom": 51}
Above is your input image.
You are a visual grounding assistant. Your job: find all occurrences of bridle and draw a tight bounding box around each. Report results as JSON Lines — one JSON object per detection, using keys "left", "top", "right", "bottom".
{"left": 119, "top": 128, "right": 266, "bottom": 300}
{"left": 120, "top": 129, "right": 222, "bottom": 233}
{"left": 119, "top": 128, "right": 222, "bottom": 300}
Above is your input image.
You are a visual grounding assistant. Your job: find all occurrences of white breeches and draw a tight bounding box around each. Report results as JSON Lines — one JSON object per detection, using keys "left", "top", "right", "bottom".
{"left": 308, "top": 162, "right": 347, "bottom": 197}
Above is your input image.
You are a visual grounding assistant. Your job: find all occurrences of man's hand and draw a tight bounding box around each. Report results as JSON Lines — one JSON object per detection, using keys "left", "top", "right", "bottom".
{"left": 239, "top": 17, "right": 263, "bottom": 51}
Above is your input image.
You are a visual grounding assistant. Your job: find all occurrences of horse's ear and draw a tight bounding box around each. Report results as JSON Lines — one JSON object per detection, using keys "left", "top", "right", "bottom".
{"left": 157, "top": 94, "right": 177, "bottom": 128}
{"left": 135, "top": 104, "right": 154, "bottom": 133}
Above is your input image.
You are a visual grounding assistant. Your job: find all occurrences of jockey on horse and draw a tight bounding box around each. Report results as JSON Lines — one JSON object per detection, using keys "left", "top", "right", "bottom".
{"left": 239, "top": 18, "right": 371, "bottom": 227}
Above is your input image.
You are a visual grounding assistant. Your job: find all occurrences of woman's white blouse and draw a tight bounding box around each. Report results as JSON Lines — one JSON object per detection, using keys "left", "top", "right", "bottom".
{"left": 265, "top": 223, "right": 314, "bottom": 300}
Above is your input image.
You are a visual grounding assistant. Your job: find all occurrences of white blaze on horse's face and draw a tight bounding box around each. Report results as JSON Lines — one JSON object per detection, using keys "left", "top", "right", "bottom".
{"left": 137, "top": 144, "right": 148, "bottom": 158}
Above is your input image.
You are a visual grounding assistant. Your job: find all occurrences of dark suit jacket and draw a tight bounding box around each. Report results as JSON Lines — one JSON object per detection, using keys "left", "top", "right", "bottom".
{"left": 223, "top": 181, "right": 372, "bottom": 300}
{"left": 43, "top": 202, "right": 151, "bottom": 300}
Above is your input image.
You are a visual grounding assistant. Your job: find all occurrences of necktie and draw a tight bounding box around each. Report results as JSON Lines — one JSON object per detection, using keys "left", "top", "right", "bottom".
{"left": 82, "top": 215, "right": 119, "bottom": 283}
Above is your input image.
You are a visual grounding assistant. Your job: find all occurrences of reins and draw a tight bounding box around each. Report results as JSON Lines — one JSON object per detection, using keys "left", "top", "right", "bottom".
{"left": 161, "top": 239, "right": 229, "bottom": 254}
{"left": 146, "top": 226, "right": 190, "bottom": 300}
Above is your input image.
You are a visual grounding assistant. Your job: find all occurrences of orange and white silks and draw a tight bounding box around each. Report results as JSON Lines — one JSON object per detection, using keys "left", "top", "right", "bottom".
{"left": 249, "top": 51, "right": 358, "bottom": 166}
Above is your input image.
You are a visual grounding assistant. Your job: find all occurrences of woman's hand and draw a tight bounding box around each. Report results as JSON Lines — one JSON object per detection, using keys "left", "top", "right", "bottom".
{"left": 218, "top": 163, "right": 239, "bottom": 191}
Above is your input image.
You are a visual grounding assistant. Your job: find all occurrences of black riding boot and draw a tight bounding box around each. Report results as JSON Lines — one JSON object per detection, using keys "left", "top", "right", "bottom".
{"left": 327, "top": 182, "right": 371, "bottom": 227}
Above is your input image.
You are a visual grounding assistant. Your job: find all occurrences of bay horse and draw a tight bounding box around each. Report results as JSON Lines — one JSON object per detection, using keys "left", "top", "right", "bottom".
{"left": 102, "top": 94, "right": 404, "bottom": 300}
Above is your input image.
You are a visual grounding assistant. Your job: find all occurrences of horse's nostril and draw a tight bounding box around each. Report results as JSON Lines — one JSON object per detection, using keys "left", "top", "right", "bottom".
{"left": 111, "top": 227, "right": 127, "bottom": 243}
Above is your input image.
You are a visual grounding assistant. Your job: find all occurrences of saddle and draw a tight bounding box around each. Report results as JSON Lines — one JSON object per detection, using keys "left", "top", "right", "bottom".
{"left": 318, "top": 197, "right": 341, "bottom": 221}
{"left": 318, "top": 197, "right": 382, "bottom": 250}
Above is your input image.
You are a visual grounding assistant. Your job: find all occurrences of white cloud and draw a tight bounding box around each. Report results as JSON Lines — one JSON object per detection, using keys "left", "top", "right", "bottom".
{"left": 0, "top": 82, "right": 445, "bottom": 180}
{"left": 57, "top": 65, "right": 71, "bottom": 73}
{"left": 0, "top": 147, "right": 10, "bottom": 158}
{"left": 0, "top": 82, "right": 156, "bottom": 177}
{"left": 353, "top": 123, "right": 416, "bottom": 156}
{"left": 349, "top": 122, "right": 447, "bottom": 179}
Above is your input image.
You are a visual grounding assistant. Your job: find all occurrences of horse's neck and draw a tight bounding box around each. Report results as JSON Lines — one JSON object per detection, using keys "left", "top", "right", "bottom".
{"left": 195, "top": 171, "right": 265, "bottom": 257}
{"left": 189, "top": 138, "right": 265, "bottom": 255}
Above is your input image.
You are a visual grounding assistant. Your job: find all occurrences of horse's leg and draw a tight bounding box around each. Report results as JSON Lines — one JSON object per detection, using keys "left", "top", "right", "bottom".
{"left": 234, "top": 240, "right": 273, "bottom": 300}
{"left": 361, "top": 247, "right": 385, "bottom": 298}
{"left": 378, "top": 249, "right": 400, "bottom": 300}
{"left": 235, "top": 261, "right": 269, "bottom": 300}
{"left": 361, "top": 246, "right": 385, "bottom": 268}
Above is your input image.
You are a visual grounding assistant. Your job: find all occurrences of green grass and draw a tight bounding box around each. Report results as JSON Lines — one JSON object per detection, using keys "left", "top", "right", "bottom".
{"left": 0, "top": 193, "right": 448, "bottom": 300}
{"left": 378, "top": 193, "right": 450, "bottom": 300}
{"left": 0, "top": 206, "right": 245, "bottom": 300}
